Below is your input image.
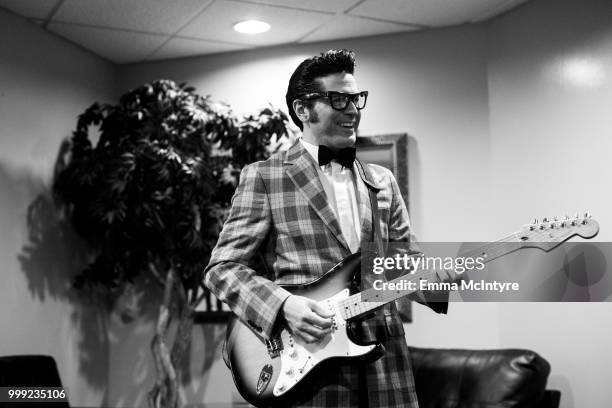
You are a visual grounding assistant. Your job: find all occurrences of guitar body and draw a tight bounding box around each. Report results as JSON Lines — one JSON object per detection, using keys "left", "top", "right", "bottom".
{"left": 225, "top": 253, "right": 382, "bottom": 407}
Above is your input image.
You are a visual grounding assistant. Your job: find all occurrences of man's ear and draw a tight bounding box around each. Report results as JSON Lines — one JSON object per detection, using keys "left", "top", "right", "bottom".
{"left": 292, "top": 99, "right": 309, "bottom": 123}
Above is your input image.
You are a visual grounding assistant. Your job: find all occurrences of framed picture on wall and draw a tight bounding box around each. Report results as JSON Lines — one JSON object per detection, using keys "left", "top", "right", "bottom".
{"left": 356, "top": 133, "right": 412, "bottom": 322}
{"left": 356, "top": 133, "right": 409, "bottom": 207}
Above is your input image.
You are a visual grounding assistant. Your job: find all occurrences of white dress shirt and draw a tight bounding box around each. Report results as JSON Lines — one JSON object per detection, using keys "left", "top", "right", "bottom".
{"left": 300, "top": 139, "right": 361, "bottom": 253}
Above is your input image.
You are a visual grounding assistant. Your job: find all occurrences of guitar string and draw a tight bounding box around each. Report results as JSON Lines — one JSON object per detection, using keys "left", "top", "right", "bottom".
{"left": 337, "top": 219, "right": 592, "bottom": 319}
{"left": 339, "top": 232, "right": 523, "bottom": 317}
{"left": 340, "top": 223, "right": 587, "bottom": 318}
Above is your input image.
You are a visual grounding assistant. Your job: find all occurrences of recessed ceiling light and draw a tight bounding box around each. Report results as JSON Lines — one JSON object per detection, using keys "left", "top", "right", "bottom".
{"left": 233, "top": 20, "right": 270, "bottom": 34}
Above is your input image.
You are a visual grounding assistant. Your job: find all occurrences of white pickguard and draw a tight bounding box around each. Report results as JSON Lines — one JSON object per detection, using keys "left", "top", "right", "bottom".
{"left": 272, "top": 288, "right": 376, "bottom": 396}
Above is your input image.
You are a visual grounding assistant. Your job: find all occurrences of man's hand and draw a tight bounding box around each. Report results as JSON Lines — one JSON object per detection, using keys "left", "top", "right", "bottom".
{"left": 281, "top": 295, "right": 334, "bottom": 343}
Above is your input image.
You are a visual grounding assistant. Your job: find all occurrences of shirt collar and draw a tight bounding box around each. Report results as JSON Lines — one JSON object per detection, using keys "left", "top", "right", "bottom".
{"left": 300, "top": 138, "right": 320, "bottom": 164}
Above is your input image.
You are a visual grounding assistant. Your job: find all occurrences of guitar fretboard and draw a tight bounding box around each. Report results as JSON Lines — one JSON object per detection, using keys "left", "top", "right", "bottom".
{"left": 337, "top": 223, "right": 579, "bottom": 320}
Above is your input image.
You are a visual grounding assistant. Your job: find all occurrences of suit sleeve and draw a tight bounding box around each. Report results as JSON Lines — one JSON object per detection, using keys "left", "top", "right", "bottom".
{"left": 204, "top": 163, "right": 291, "bottom": 338}
{"left": 386, "top": 170, "right": 449, "bottom": 314}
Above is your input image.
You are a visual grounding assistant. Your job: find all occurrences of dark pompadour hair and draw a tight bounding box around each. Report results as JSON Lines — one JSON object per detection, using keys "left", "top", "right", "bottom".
{"left": 285, "top": 49, "right": 356, "bottom": 130}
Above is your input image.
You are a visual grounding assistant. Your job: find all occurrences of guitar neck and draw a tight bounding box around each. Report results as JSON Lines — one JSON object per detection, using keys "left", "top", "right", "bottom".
{"left": 339, "top": 232, "right": 555, "bottom": 321}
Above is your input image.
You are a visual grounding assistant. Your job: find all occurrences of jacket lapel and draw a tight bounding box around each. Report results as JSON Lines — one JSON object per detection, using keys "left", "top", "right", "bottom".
{"left": 284, "top": 141, "right": 350, "bottom": 251}
{"left": 354, "top": 159, "right": 382, "bottom": 250}
{"left": 354, "top": 159, "right": 385, "bottom": 289}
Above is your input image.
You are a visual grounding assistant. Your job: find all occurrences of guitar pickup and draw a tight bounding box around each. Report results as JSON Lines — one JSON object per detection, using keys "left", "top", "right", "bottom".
{"left": 265, "top": 336, "right": 284, "bottom": 358}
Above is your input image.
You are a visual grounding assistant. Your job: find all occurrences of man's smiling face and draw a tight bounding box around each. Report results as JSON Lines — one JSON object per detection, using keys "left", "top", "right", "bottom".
{"left": 305, "top": 72, "right": 361, "bottom": 149}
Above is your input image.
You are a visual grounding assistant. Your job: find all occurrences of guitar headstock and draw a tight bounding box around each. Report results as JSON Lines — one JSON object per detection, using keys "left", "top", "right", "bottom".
{"left": 517, "top": 212, "right": 599, "bottom": 250}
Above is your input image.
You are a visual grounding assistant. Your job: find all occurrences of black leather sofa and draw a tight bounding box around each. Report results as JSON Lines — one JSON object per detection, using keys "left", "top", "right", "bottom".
{"left": 2, "top": 350, "right": 560, "bottom": 408}
{"left": 409, "top": 347, "right": 561, "bottom": 408}
{"left": 0, "top": 354, "right": 70, "bottom": 408}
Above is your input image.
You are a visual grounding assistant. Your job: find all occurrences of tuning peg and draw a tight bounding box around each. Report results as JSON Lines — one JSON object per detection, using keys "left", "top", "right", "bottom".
{"left": 582, "top": 211, "right": 590, "bottom": 225}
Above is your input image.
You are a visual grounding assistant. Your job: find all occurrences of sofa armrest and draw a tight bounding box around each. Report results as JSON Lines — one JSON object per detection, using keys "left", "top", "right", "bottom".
{"left": 0, "top": 355, "right": 70, "bottom": 408}
{"left": 408, "top": 347, "right": 559, "bottom": 408}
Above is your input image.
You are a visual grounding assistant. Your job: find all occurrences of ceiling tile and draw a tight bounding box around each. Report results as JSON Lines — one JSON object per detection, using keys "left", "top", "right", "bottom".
{"left": 178, "top": 0, "right": 334, "bottom": 46}
{"left": 148, "top": 37, "right": 252, "bottom": 61}
{"left": 349, "top": 0, "right": 513, "bottom": 27}
{"left": 232, "top": 0, "right": 361, "bottom": 13}
{"left": 53, "top": 0, "right": 212, "bottom": 34}
{"left": 300, "top": 15, "right": 419, "bottom": 43}
{"left": 0, "top": 0, "right": 61, "bottom": 19}
{"left": 2, "top": 0, "right": 533, "bottom": 62}
{"left": 47, "top": 22, "right": 168, "bottom": 63}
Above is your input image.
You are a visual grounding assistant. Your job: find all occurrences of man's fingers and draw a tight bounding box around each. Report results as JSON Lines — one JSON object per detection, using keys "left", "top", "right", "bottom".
{"left": 281, "top": 295, "right": 334, "bottom": 342}
{"left": 308, "top": 300, "right": 334, "bottom": 329}
{"left": 310, "top": 300, "right": 334, "bottom": 318}
{"left": 294, "top": 331, "right": 318, "bottom": 344}
{"left": 299, "top": 321, "right": 331, "bottom": 339}
{"left": 304, "top": 311, "right": 333, "bottom": 329}
{"left": 302, "top": 299, "right": 334, "bottom": 329}
{"left": 294, "top": 325, "right": 328, "bottom": 343}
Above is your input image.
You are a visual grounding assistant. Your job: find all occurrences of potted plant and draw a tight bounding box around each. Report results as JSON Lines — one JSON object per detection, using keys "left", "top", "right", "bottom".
{"left": 53, "top": 79, "right": 292, "bottom": 408}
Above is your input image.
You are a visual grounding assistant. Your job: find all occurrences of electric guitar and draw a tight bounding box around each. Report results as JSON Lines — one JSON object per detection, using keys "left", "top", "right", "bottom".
{"left": 225, "top": 214, "right": 599, "bottom": 407}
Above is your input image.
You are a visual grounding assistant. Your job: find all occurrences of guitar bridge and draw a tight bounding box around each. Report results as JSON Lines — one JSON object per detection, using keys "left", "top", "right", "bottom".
{"left": 265, "top": 336, "right": 284, "bottom": 358}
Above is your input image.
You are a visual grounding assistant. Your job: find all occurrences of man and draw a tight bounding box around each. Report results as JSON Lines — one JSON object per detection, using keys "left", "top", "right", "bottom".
{"left": 204, "top": 49, "right": 447, "bottom": 407}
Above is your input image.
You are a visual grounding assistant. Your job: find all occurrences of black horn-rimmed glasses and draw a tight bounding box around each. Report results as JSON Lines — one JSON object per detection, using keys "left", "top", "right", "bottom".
{"left": 300, "top": 91, "right": 368, "bottom": 111}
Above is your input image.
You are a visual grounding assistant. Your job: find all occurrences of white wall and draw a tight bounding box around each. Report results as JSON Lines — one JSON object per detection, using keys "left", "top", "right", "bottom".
{"left": 488, "top": 0, "right": 612, "bottom": 240}
{"left": 0, "top": 8, "right": 116, "bottom": 407}
{"left": 486, "top": 1, "right": 612, "bottom": 407}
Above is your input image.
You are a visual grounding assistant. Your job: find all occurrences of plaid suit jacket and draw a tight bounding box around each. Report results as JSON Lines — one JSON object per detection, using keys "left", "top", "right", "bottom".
{"left": 204, "top": 140, "right": 446, "bottom": 407}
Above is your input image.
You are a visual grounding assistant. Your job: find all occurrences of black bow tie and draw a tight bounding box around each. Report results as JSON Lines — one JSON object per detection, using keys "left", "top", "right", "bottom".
{"left": 318, "top": 145, "right": 356, "bottom": 168}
